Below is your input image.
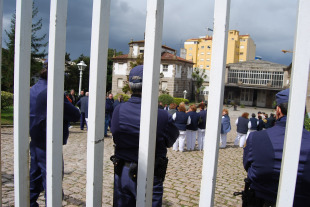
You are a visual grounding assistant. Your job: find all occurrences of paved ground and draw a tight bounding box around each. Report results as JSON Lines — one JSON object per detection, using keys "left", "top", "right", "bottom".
{"left": 1, "top": 106, "right": 274, "bottom": 206}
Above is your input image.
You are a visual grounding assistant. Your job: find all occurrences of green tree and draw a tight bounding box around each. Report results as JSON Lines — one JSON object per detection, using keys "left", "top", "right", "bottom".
{"left": 64, "top": 49, "right": 123, "bottom": 94}
{"left": 192, "top": 67, "right": 207, "bottom": 103}
{"left": 2, "top": 2, "right": 47, "bottom": 92}
{"left": 64, "top": 54, "right": 90, "bottom": 92}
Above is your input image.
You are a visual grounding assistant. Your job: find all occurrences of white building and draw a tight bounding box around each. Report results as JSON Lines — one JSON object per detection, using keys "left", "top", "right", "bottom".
{"left": 112, "top": 40, "right": 194, "bottom": 99}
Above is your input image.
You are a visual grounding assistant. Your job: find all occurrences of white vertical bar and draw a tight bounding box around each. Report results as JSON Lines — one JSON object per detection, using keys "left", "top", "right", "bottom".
{"left": 0, "top": 0, "right": 3, "bottom": 206}
{"left": 276, "top": 0, "right": 310, "bottom": 206}
{"left": 46, "top": 0, "right": 68, "bottom": 206}
{"left": 199, "top": 0, "right": 231, "bottom": 206}
{"left": 13, "top": 0, "right": 32, "bottom": 206}
{"left": 86, "top": 0, "right": 110, "bottom": 205}
{"left": 136, "top": 0, "right": 164, "bottom": 206}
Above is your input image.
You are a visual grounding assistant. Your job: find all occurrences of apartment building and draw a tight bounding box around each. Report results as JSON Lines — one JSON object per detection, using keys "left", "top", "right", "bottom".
{"left": 184, "top": 30, "right": 256, "bottom": 70}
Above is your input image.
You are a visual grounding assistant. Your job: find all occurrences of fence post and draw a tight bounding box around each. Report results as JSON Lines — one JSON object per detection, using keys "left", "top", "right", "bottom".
{"left": 46, "top": 0, "right": 68, "bottom": 206}
{"left": 0, "top": 0, "right": 3, "bottom": 206}
{"left": 276, "top": 0, "right": 310, "bottom": 206}
{"left": 86, "top": 0, "right": 111, "bottom": 205}
{"left": 199, "top": 0, "right": 231, "bottom": 206}
{"left": 13, "top": 0, "right": 32, "bottom": 206}
{"left": 136, "top": 0, "right": 164, "bottom": 206}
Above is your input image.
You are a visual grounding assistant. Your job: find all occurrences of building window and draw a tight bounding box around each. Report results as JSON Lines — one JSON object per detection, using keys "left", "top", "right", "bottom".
{"left": 117, "top": 78, "right": 123, "bottom": 88}
{"left": 240, "top": 46, "right": 244, "bottom": 49}
{"left": 232, "top": 38, "right": 234, "bottom": 40}
{"left": 200, "top": 65, "right": 203, "bottom": 68}
{"left": 175, "top": 83, "right": 178, "bottom": 92}
{"left": 162, "top": 81, "right": 168, "bottom": 90}
{"left": 163, "top": 65, "right": 168, "bottom": 72}
{"left": 207, "top": 46, "right": 211, "bottom": 49}
{"left": 189, "top": 47, "right": 192, "bottom": 50}
{"left": 200, "top": 59, "right": 204, "bottom": 61}
{"left": 207, "top": 59, "right": 210, "bottom": 61}
{"left": 227, "top": 69, "right": 284, "bottom": 88}
{"left": 201, "top": 46, "right": 204, "bottom": 49}
{"left": 240, "top": 52, "right": 244, "bottom": 55}
{"left": 189, "top": 53, "right": 192, "bottom": 56}
{"left": 201, "top": 52, "right": 204, "bottom": 55}
{"left": 207, "top": 52, "right": 211, "bottom": 55}
{"left": 206, "top": 65, "right": 210, "bottom": 68}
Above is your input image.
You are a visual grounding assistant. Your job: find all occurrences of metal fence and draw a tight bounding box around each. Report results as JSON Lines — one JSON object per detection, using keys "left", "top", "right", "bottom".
{"left": 9, "top": 0, "right": 310, "bottom": 206}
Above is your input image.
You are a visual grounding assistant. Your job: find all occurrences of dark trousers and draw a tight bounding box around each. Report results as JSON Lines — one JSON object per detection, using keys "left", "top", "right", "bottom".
{"left": 30, "top": 142, "right": 47, "bottom": 207}
{"left": 30, "top": 142, "right": 64, "bottom": 207}
{"left": 105, "top": 115, "right": 109, "bottom": 136}
{"left": 113, "top": 164, "right": 163, "bottom": 207}
{"left": 243, "top": 189, "right": 276, "bottom": 207}
{"left": 80, "top": 112, "right": 85, "bottom": 130}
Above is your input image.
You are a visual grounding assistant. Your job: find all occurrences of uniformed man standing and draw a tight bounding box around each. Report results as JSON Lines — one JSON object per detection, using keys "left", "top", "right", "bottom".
{"left": 111, "top": 65, "right": 179, "bottom": 207}
{"left": 29, "top": 61, "right": 80, "bottom": 206}
{"left": 243, "top": 89, "right": 310, "bottom": 206}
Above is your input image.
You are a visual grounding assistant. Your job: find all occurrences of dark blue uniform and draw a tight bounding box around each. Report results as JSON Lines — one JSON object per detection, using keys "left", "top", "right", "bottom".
{"left": 198, "top": 109, "right": 207, "bottom": 130}
{"left": 244, "top": 116, "right": 310, "bottom": 206}
{"left": 104, "top": 97, "right": 114, "bottom": 136}
{"left": 29, "top": 78, "right": 80, "bottom": 206}
{"left": 76, "top": 96, "right": 89, "bottom": 129}
{"left": 111, "top": 95, "right": 179, "bottom": 206}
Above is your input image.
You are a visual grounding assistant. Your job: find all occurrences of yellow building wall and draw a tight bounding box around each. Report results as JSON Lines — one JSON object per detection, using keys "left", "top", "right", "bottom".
{"left": 226, "top": 30, "right": 240, "bottom": 64}
{"left": 184, "top": 30, "right": 256, "bottom": 70}
{"left": 184, "top": 40, "right": 199, "bottom": 68}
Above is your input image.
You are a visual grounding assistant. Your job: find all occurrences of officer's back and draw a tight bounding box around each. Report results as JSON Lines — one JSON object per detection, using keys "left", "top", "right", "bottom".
{"left": 110, "top": 65, "right": 179, "bottom": 207}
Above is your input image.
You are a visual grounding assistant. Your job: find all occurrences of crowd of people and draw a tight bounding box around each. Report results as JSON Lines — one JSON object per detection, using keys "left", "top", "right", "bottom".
{"left": 29, "top": 62, "right": 310, "bottom": 206}
{"left": 234, "top": 111, "right": 276, "bottom": 147}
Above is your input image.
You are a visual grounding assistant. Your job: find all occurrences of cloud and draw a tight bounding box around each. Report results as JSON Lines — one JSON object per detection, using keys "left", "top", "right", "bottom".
{"left": 1, "top": 0, "right": 300, "bottom": 65}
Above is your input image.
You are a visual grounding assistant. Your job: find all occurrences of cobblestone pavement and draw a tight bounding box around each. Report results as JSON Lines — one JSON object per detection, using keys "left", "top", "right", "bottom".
{"left": 1, "top": 106, "right": 274, "bottom": 206}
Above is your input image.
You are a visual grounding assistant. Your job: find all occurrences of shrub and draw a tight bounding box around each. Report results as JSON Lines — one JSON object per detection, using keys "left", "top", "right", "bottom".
{"left": 114, "top": 93, "right": 130, "bottom": 102}
{"left": 173, "top": 97, "right": 189, "bottom": 106}
{"left": 158, "top": 94, "right": 174, "bottom": 105}
{"left": 240, "top": 104, "right": 245, "bottom": 108}
{"left": 1, "top": 91, "right": 14, "bottom": 109}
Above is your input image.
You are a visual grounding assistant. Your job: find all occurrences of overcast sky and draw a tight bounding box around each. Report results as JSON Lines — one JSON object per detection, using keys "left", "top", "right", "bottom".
{"left": 3, "top": 0, "right": 297, "bottom": 65}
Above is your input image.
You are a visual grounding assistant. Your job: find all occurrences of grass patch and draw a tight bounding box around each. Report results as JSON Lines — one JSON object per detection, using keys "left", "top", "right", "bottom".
{"left": 1, "top": 106, "right": 13, "bottom": 125}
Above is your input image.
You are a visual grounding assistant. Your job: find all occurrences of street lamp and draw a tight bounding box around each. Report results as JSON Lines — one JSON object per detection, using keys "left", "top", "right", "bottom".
{"left": 77, "top": 60, "right": 87, "bottom": 95}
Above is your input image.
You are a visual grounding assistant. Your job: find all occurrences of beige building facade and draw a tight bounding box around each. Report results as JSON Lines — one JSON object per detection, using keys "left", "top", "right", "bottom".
{"left": 112, "top": 40, "right": 194, "bottom": 99}
{"left": 184, "top": 30, "right": 256, "bottom": 70}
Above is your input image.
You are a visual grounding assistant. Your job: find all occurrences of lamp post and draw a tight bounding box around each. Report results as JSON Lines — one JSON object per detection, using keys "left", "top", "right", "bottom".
{"left": 77, "top": 60, "right": 87, "bottom": 95}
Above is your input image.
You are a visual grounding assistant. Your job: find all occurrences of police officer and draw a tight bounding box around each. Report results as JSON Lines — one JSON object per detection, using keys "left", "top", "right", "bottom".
{"left": 110, "top": 65, "right": 179, "bottom": 207}
{"left": 243, "top": 89, "right": 310, "bottom": 206}
{"left": 29, "top": 61, "right": 80, "bottom": 206}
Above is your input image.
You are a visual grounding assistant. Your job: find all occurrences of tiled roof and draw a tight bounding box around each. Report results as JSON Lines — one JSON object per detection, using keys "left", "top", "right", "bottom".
{"left": 161, "top": 52, "right": 193, "bottom": 64}
{"left": 112, "top": 52, "right": 193, "bottom": 64}
{"left": 203, "top": 37, "right": 212, "bottom": 40}
{"left": 112, "top": 54, "right": 128, "bottom": 59}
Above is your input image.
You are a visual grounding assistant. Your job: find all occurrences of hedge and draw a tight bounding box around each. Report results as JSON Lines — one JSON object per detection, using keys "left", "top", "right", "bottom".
{"left": 158, "top": 94, "right": 174, "bottom": 105}
{"left": 1, "top": 91, "right": 13, "bottom": 109}
{"left": 173, "top": 97, "right": 189, "bottom": 106}
{"left": 114, "top": 93, "right": 130, "bottom": 102}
